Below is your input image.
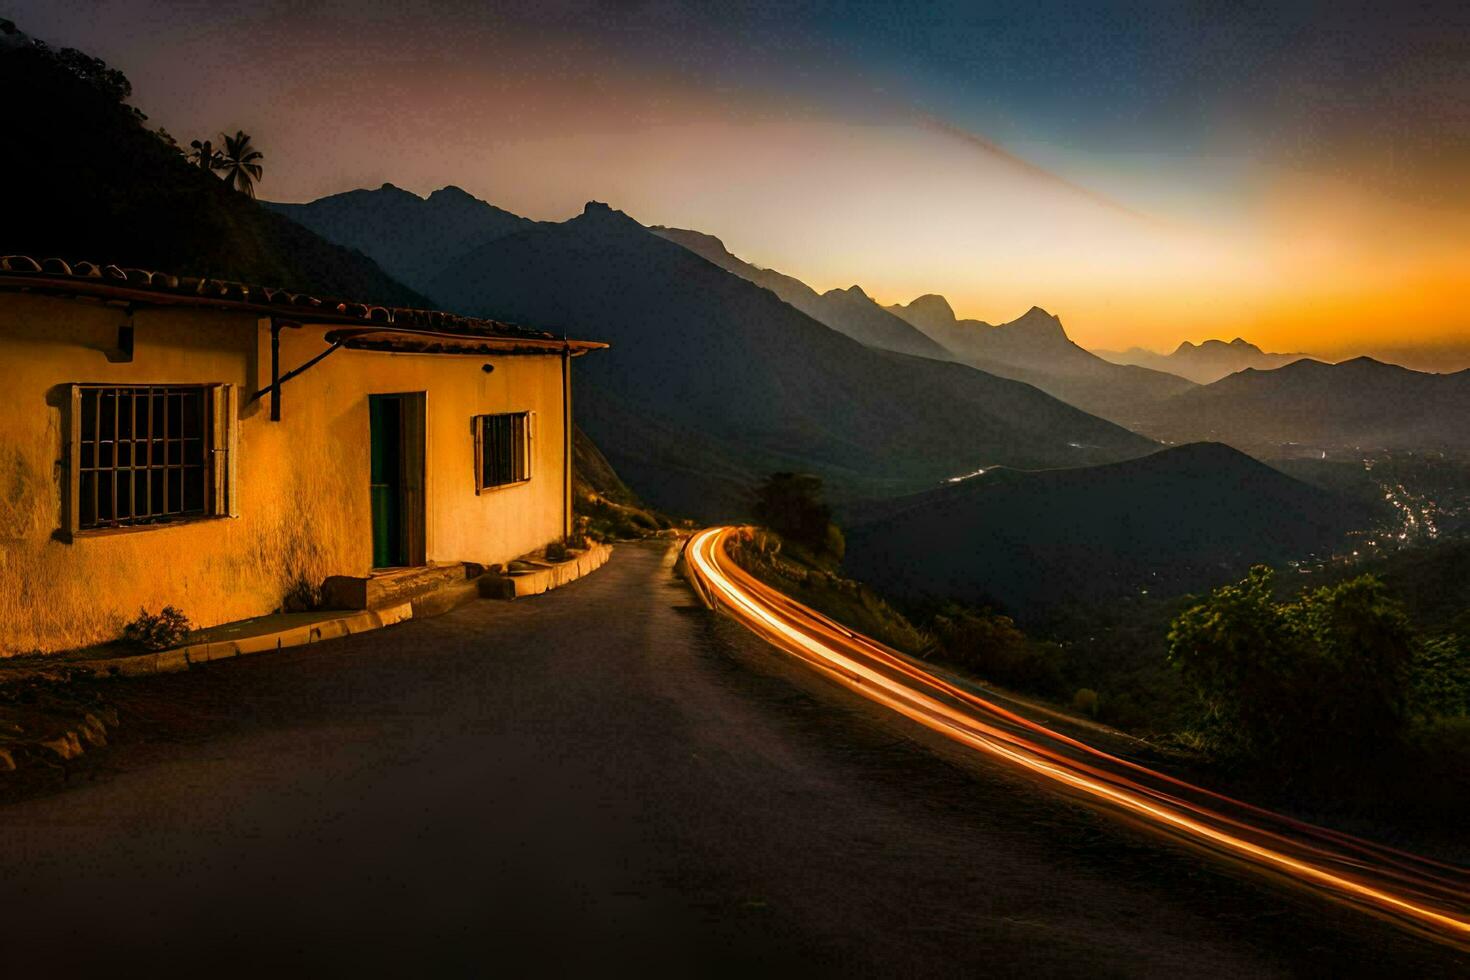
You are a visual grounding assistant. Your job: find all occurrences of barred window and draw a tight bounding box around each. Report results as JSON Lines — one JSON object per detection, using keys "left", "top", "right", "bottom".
{"left": 67, "top": 384, "right": 235, "bottom": 532}
{"left": 475, "top": 412, "right": 531, "bottom": 491}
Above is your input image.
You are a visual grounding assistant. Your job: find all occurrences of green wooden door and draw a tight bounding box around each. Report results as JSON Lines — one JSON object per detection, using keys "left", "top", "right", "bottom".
{"left": 369, "top": 395, "right": 403, "bottom": 567}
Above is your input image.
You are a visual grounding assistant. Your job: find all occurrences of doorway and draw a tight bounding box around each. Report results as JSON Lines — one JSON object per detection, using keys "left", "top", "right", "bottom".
{"left": 369, "top": 393, "right": 426, "bottom": 568}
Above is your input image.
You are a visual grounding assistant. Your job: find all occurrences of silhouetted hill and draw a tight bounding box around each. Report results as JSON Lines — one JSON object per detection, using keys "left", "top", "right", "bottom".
{"left": 1132, "top": 357, "right": 1470, "bottom": 452}
{"left": 651, "top": 226, "right": 951, "bottom": 359}
{"left": 266, "top": 184, "right": 534, "bottom": 303}
{"left": 0, "top": 24, "right": 423, "bottom": 304}
{"left": 429, "top": 202, "right": 1156, "bottom": 518}
{"left": 1095, "top": 337, "right": 1307, "bottom": 384}
{"left": 845, "top": 443, "right": 1375, "bottom": 618}
{"left": 887, "top": 294, "right": 1196, "bottom": 423}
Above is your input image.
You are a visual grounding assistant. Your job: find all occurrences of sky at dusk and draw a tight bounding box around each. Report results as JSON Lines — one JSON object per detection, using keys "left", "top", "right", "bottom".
{"left": 12, "top": 1, "right": 1470, "bottom": 368}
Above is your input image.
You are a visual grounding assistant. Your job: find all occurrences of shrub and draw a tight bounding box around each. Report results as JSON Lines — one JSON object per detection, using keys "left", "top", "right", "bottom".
{"left": 824, "top": 523, "right": 846, "bottom": 563}
{"left": 545, "top": 540, "right": 570, "bottom": 562}
{"left": 283, "top": 575, "right": 321, "bottom": 613}
{"left": 930, "top": 605, "right": 1064, "bottom": 696}
{"left": 121, "top": 606, "right": 190, "bottom": 651}
{"left": 1072, "top": 688, "right": 1099, "bottom": 716}
{"left": 752, "top": 472, "right": 843, "bottom": 561}
{"left": 1410, "top": 633, "right": 1470, "bottom": 719}
{"left": 1167, "top": 567, "right": 1414, "bottom": 767}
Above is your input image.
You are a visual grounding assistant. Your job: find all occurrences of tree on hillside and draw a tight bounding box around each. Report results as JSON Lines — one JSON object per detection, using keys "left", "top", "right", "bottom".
{"left": 188, "top": 138, "right": 222, "bottom": 171}
{"left": 752, "top": 472, "right": 844, "bottom": 561}
{"left": 218, "top": 130, "right": 264, "bottom": 197}
{"left": 1167, "top": 566, "right": 1414, "bottom": 768}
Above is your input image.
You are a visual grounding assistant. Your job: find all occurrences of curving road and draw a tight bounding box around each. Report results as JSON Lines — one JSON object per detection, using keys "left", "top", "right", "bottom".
{"left": 685, "top": 526, "right": 1470, "bottom": 952}
{"left": 0, "top": 538, "right": 1465, "bottom": 975}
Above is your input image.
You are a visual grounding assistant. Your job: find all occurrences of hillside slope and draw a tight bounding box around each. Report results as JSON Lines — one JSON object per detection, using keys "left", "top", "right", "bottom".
{"left": 0, "top": 27, "right": 423, "bottom": 304}
{"left": 1096, "top": 338, "right": 1307, "bottom": 384}
{"left": 429, "top": 203, "right": 1156, "bottom": 518}
{"left": 651, "top": 226, "right": 952, "bottom": 360}
{"left": 845, "top": 443, "right": 1375, "bottom": 618}
{"left": 266, "top": 184, "right": 535, "bottom": 303}
{"left": 1132, "top": 357, "right": 1470, "bottom": 452}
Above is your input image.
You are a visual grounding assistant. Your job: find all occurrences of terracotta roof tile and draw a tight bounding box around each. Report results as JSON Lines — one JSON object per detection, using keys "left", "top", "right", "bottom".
{"left": 0, "top": 253, "right": 562, "bottom": 342}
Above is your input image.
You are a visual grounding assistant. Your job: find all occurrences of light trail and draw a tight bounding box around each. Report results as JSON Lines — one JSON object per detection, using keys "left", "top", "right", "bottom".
{"left": 683, "top": 526, "right": 1470, "bottom": 949}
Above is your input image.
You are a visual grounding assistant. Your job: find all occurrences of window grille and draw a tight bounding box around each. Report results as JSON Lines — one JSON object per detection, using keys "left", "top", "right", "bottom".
{"left": 66, "top": 384, "right": 235, "bottom": 532}
{"left": 475, "top": 412, "right": 531, "bottom": 491}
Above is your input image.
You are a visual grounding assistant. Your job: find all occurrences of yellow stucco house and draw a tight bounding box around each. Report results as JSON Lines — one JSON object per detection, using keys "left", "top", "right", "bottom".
{"left": 0, "top": 256, "right": 605, "bottom": 655}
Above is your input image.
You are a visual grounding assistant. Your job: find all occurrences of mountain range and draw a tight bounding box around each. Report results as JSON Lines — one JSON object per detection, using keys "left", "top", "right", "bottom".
{"left": 1128, "top": 357, "right": 1470, "bottom": 453}
{"left": 649, "top": 227, "right": 952, "bottom": 360}
{"left": 844, "top": 442, "right": 1377, "bottom": 618}
{"left": 1095, "top": 338, "right": 1307, "bottom": 385}
{"left": 0, "top": 28, "right": 423, "bottom": 305}
{"left": 886, "top": 294, "right": 1196, "bottom": 423}
{"left": 266, "top": 184, "right": 535, "bottom": 302}
{"left": 650, "top": 227, "right": 1196, "bottom": 424}
{"left": 274, "top": 184, "right": 1156, "bottom": 516}
{"left": 425, "top": 202, "right": 1157, "bottom": 517}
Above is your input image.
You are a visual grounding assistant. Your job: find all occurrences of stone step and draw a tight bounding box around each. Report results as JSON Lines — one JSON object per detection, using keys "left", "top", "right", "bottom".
{"left": 479, "top": 543, "right": 612, "bottom": 599}
{"left": 322, "top": 562, "right": 479, "bottom": 611}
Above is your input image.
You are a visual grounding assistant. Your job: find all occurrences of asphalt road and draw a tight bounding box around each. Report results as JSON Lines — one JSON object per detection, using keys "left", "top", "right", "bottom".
{"left": 1, "top": 542, "right": 1463, "bottom": 976}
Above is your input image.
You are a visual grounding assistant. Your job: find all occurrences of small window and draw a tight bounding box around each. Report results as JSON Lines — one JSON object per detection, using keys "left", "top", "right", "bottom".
{"left": 475, "top": 412, "right": 531, "bottom": 491}
{"left": 67, "top": 384, "right": 235, "bottom": 532}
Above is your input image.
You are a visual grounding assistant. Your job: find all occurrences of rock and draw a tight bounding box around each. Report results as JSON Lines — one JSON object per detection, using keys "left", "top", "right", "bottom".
{"left": 79, "top": 713, "right": 108, "bottom": 748}
{"left": 40, "top": 730, "right": 83, "bottom": 760}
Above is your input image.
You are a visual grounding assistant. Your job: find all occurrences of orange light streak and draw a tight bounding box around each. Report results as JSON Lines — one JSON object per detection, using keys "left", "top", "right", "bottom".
{"left": 684, "top": 527, "right": 1470, "bottom": 948}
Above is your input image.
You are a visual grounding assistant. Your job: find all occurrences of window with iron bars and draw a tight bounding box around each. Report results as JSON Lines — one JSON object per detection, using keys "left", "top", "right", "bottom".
{"left": 475, "top": 412, "right": 532, "bottom": 492}
{"left": 67, "top": 384, "right": 235, "bottom": 532}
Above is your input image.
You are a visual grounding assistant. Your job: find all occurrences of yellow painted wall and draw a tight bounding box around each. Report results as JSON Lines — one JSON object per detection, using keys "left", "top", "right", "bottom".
{"left": 0, "top": 292, "right": 570, "bottom": 654}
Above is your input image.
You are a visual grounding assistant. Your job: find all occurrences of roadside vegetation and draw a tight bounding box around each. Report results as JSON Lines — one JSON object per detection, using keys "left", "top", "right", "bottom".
{"left": 572, "top": 427, "right": 690, "bottom": 542}
{"left": 734, "top": 472, "right": 1470, "bottom": 841}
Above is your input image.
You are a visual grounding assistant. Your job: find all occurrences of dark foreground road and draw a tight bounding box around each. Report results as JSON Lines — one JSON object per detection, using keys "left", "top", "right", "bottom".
{"left": 2, "top": 542, "right": 1464, "bottom": 976}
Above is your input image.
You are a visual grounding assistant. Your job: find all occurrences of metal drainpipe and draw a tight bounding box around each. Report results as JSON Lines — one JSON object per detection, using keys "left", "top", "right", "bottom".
{"left": 562, "top": 343, "right": 572, "bottom": 539}
{"left": 270, "top": 321, "right": 282, "bottom": 421}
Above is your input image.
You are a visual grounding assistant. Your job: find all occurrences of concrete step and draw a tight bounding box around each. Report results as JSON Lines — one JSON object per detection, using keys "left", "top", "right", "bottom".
{"left": 479, "top": 543, "right": 612, "bottom": 599}
{"left": 322, "top": 562, "right": 480, "bottom": 611}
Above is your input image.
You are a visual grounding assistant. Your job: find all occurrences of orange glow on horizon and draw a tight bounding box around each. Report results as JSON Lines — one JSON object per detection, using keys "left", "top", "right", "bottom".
{"left": 43, "top": 8, "right": 1465, "bottom": 368}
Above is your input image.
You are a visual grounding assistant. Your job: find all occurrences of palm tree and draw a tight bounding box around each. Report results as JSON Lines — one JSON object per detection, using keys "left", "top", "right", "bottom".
{"left": 187, "top": 138, "right": 222, "bottom": 171}
{"left": 217, "top": 130, "right": 264, "bottom": 198}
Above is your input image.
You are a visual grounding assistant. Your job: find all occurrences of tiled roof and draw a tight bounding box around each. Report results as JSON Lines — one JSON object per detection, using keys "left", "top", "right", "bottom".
{"left": 0, "top": 254, "right": 564, "bottom": 342}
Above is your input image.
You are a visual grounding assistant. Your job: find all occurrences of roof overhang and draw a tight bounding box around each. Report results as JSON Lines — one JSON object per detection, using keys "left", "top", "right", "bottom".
{"left": 0, "top": 272, "right": 607, "bottom": 354}
{"left": 325, "top": 328, "right": 607, "bottom": 356}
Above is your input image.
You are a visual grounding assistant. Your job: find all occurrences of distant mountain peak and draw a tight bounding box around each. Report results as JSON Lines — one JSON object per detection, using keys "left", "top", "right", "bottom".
{"left": 427, "top": 184, "right": 479, "bottom": 203}
{"left": 650, "top": 225, "right": 728, "bottom": 252}
{"left": 1004, "top": 305, "right": 1066, "bottom": 339}
{"left": 567, "top": 201, "right": 648, "bottom": 239}
{"left": 888, "top": 293, "right": 959, "bottom": 333}
{"left": 357, "top": 181, "right": 422, "bottom": 203}
{"left": 576, "top": 200, "right": 642, "bottom": 228}
{"left": 1174, "top": 337, "right": 1265, "bottom": 356}
{"left": 910, "top": 293, "right": 957, "bottom": 322}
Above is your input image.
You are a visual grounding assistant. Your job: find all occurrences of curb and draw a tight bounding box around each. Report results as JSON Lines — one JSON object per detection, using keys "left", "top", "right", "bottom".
{"left": 1, "top": 543, "right": 617, "bottom": 684}
{"left": 81, "top": 603, "right": 416, "bottom": 678}
{"left": 478, "top": 542, "right": 613, "bottom": 599}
